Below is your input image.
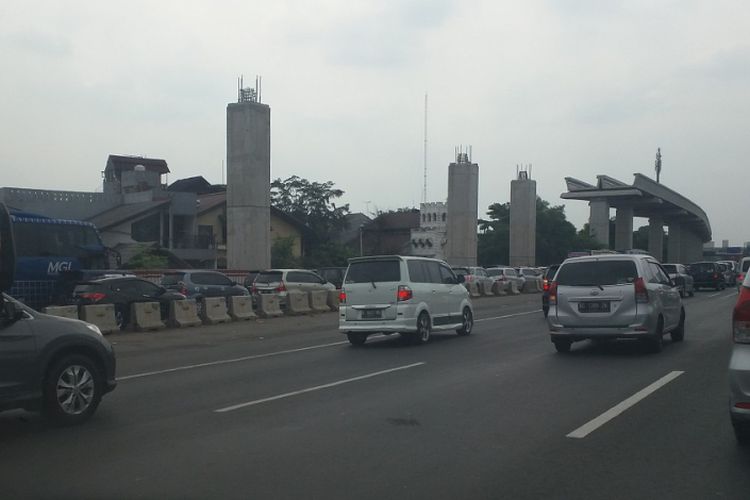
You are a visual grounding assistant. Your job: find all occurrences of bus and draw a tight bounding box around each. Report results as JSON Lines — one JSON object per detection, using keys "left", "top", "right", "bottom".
{"left": 9, "top": 212, "right": 108, "bottom": 309}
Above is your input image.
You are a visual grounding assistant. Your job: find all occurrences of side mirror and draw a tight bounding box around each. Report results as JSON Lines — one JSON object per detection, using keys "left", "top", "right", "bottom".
{"left": 456, "top": 274, "right": 465, "bottom": 284}
{"left": 2, "top": 298, "right": 23, "bottom": 324}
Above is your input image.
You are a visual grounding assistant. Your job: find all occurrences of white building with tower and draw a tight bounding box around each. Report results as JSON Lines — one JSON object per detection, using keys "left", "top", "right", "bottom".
{"left": 410, "top": 202, "right": 448, "bottom": 260}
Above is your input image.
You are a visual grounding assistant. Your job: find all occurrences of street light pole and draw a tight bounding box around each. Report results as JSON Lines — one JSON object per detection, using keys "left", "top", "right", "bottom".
{"left": 359, "top": 224, "right": 364, "bottom": 256}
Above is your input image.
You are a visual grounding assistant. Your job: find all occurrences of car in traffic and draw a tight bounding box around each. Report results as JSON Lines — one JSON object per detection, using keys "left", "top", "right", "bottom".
{"left": 486, "top": 266, "right": 525, "bottom": 291}
{"left": 339, "top": 255, "right": 473, "bottom": 346}
{"left": 730, "top": 271, "right": 750, "bottom": 445}
{"left": 541, "top": 264, "right": 560, "bottom": 317}
{"left": 547, "top": 254, "right": 684, "bottom": 353}
{"left": 738, "top": 257, "right": 750, "bottom": 289}
{"left": 689, "top": 261, "right": 726, "bottom": 291}
{"left": 74, "top": 276, "right": 186, "bottom": 330}
{"left": 662, "top": 263, "right": 695, "bottom": 298}
{"left": 251, "top": 269, "right": 335, "bottom": 306}
{"left": 0, "top": 293, "right": 117, "bottom": 424}
{"left": 162, "top": 270, "right": 248, "bottom": 315}
{"left": 516, "top": 267, "right": 540, "bottom": 290}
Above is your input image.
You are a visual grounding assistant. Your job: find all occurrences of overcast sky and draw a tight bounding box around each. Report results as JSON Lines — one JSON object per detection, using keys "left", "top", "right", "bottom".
{"left": 1, "top": 0, "right": 748, "bottom": 244}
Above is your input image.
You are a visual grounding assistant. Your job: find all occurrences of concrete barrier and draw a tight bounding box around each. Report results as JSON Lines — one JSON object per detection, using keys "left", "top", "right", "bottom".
{"left": 131, "top": 302, "right": 166, "bottom": 331}
{"left": 257, "top": 293, "right": 283, "bottom": 318}
{"left": 508, "top": 281, "right": 521, "bottom": 295}
{"left": 492, "top": 281, "right": 507, "bottom": 296}
{"left": 229, "top": 295, "right": 257, "bottom": 321}
{"left": 327, "top": 290, "right": 340, "bottom": 311}
{"left": 201, "top": 297, "right": 232, "bottom": 325}
{"left": 464, "top": 281, "right": 481, "bottom": 298}
{"left": 522, "top": 278, "right": 542, "bottom": 294}
{"left": 287, "top": 291, "right": 312, "bottom": 315}
{"left": 80, "top": 304, "right": 118, "bottom": 334}
{"left": 42, "top": 305, "right": 79, "bottom": 320}
{"left": 309, "top": 290, "right": 330, "bottom": 313}
{"left": 169, "top": 299, "right": 202, "bottom": 328}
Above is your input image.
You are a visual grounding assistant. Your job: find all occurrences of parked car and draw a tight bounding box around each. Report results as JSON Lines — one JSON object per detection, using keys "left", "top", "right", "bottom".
{"left": 242, "top": 270, "right": 262, "bottom": 291}
{"left": 547, "top": 254, "right": 684, "bottom": 353}
{"left": 0, "top": 292, "right": 117, "bottom": 424}
{"left": 162, "top": 270, "right": 248, "bottom": 315}
{"left": 252, "top": 269, "right": 335, "bottom": 306}
{"left": 541, "top": 264, "right": 561, "bottom": 317}
{"left": 316, "top": 267, "right": 347, "bottom": 289}
{"left": 486, "top": 266, "right": 525, "bottom": 290}
{"left": 516, "top": 267, "right": 541, "bottom": 291}
{"left": 339, "top": 255, "right": 473, "bottom": 346}
{"left": 730, "top": 271, "right": 750, "bottom": 444}
{"left": 662, "top": 263, "right": 695, "bottom": 298}
{"left": 452, "top": 266, "right": 495, "bottom": 292}
{"left": 74, "top": 276, "right": 186, "bottom": 330}
{"left": 689, "top": 261, "right": 726, "bottom": 291}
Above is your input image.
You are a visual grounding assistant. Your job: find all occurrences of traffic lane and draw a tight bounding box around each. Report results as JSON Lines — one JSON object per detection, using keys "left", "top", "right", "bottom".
{"left": 110, "top": 292, "right": 541, "bottom": 378}
{"left": 0, "top": 292, "right": 730, "bottom": 498}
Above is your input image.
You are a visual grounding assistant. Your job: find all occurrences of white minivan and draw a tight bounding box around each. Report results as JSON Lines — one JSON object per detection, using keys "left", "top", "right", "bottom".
{"left": 339, "top": 255, "right": 474, "bottom": 346}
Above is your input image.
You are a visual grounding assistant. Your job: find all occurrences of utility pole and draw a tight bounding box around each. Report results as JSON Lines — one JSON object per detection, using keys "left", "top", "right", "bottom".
{"left": 655, "top": 147, "right": 662, "bottom": 183}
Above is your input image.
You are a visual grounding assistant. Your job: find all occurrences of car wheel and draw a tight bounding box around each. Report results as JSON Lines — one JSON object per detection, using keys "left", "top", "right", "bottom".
{"left": 414, "top": 312, "right": 431, "bottom": 344}
{"left": 456, "top": 307, "right": 473, "bottom": 336}
{"left": 671, "top": 309, "right": 685, "bottom": 342}
{"left": 647, "top": 317, "right": 664, "bottom": 353}
{"left": 347, "top": 332, "right": 367, "bottom": 346}
{"left": 553, "top": 339, "right": 571, "bottom": 353}
{"left": 43, "top": 354, "right": 103, "bottom": 425}
{"left": 114, "top": 305, "right": 128, "bottom": 331}
{"left": 543, "top": 305, "right": 549, "bottom": 318}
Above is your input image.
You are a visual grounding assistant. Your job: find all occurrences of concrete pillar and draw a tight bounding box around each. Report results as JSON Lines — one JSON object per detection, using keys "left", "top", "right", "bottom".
{"left": 588, "top": 200, "right": 610, "bottom": 247}
{"left": 226, "top": 100, "right": 271, "bottom": 270}
{"left": 680, "top": 229, "right": 703, "bottom": 264}
{"left": 667, "top": 223, "right": 682, "bottom": 263}
{"left": 445, "top": 160, "right": 479, "bottom": 266}
{"left": 614, "top": 207, "right": 634, "bottom": 251}
{"left": 509, "top": 177, "right": 537, "bottom": 267}
{"left": 648, "top": 216, "right": 664, "bottom": 261}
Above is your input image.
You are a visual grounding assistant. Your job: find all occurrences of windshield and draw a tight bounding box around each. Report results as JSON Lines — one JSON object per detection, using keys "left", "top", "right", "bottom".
{"left": 345, "top": 260, "right": 400, "bottom": 283}
{"left": 556, "top": 260, "right": 638, "bottom": 286}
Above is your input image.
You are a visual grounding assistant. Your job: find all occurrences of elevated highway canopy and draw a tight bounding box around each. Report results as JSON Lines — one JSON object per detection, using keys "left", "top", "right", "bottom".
{"left": 562, "top": 173, "right": 711, "bottom": 264}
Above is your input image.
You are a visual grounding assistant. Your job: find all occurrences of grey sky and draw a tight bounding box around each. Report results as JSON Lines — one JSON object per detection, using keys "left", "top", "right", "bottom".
{"left": 1, "top": 0, "right": 748, "bottom": 244}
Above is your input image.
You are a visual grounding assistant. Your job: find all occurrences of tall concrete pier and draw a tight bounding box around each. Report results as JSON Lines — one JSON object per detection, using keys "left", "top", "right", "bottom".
{"left": 445, "top": 153, "right": 478, "bottom": 266}
{"left": 226, "top": 97, "right": 271, "bottom": 270}
{"left": 509, "top": 170, "right": 537, "bottom": 267}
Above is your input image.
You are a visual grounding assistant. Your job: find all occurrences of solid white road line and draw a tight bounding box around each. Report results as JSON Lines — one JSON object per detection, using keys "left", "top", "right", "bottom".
{"left": 475, "top": 310, "right": 541, "bottom": 323}
{"left": 706, "top": 292, "right": 723, "bottom": 298}
{"left": 118, "top": 341, "right": 349, "bottom": 381}
{"left": 215, "top": 362, "right": 426, "bottom": 413}
{"left": 566, "top": 370, "right": 685, "bottom": 439}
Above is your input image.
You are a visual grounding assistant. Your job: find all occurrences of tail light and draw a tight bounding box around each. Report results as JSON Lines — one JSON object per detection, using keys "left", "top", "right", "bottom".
{"left": 739, "top": 273, "right": 745, "bottom": 283}
{"left": 733, "top": 286, "right": 750, "bottom": 343}
{"left": 548, "top": 281, "right": 558, "bottom": 305}
{"left": 543, "top": 279, "right": 550, "bottom": 292}
{"left": 80, "top": 292, "right": 106, "bottom": 302}
{"left": 397, "top": 285, "right": 413, "bottom": 302}
{"left": 275, "top": 281, "right": 287, "bottom": 293}
{"left": 339, "top": 290, "right": 347, "bottom": 304}
{"left": 634, "top": 277, "right": 649, "bottom": 303}
{"left": 251, "top": 285, "right": 257, "bottom": 294}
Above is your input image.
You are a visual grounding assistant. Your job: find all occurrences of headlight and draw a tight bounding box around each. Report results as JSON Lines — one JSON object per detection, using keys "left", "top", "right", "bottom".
{"left": 85, "top": 323, "right": 103, "bottom": 336}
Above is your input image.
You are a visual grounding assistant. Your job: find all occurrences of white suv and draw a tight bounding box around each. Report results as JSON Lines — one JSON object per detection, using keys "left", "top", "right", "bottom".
{"left": 339, "top": 256, "right": 474, "bottom": 346}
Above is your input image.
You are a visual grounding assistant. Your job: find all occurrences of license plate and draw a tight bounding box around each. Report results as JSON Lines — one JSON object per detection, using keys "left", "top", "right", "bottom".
{"left": 362, "top": 309, "right": 382, "bottom": 319}
{"left": 578, "top": 301, "right": 610, "bottom": 313}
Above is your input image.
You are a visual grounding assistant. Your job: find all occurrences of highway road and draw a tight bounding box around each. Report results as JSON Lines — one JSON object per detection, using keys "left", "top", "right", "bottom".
{"left": 1, "top": 289, "right": 748, "bottom": 499}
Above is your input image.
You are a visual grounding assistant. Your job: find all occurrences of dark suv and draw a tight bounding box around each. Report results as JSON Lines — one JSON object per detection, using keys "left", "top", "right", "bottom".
{"left": 689, "top": 261, "right": 726, "bottom": 291}
{"left": 74, "top": 276, "right": 186, "bottom": 330}
{"left": 0, "top": 293, "right": 117, "bottom": 424}
{"left": 162, "top": 270, "right": 248, "bottom": 314}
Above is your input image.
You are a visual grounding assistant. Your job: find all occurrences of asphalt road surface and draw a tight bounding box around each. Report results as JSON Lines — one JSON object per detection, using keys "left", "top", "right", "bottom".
{"left": 1, "top": 289, "right": 748, "bottom": 499}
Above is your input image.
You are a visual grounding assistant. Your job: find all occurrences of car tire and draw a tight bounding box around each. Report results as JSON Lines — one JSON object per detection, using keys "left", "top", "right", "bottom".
{"left": 688, "top": 289, "right": 695, "bottom": 297}
{"left": 456, "top": 307, "right": 473, "bottom": 336}
{"left": 114, "top": 305, "right": 129, "bottom": 331}
{"left": 414, "top": 312, "right": 431, "bottom": 344}
{"left": 43, "top": 354, "right": 104, "bottom": 425}
{"left": 671, "top": 309, "right": 685, "bottom": 342}
{"left": 553, "top": 339, "right": 571, "bottom": 353}
{"left": 543, "top": 305, "right": 549, "bottom": 318}
{"left": 647, "top": 317, "right": 664, "bottom": 353}
{"left": 347, "top": 332, "right": 367, "bottom": 346}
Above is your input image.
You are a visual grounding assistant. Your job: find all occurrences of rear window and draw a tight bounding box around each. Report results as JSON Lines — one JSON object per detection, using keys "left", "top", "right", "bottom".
{"left": 161, "top": 273, "right": 185, "bottom": 286}
{"left": 346, "top": 260, "right": 401, "bottom": 283}
{"left": 256, "top": 271, "right": 282, "bottom": 283}
{"left": 662, "top": 264, "right": 677, "bottom": 274}
{"left": 452, "top": 267, "right": 469, "bottom": 276}
{"left": 690, "top": 262, "right": 715, "bottom": 273}
{"left": 486, "top": 269, "right": 501, "bottom": 277}
{"left": 556, "top": 260, "right": 638, "bottom": 286}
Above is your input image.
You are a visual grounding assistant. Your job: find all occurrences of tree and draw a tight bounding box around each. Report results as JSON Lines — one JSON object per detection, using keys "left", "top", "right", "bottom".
{"left": 271, "top": 236, "right": 300, "bottom": 268}
{"left": 124, "top": 245, "right": 169, "bottom": 269}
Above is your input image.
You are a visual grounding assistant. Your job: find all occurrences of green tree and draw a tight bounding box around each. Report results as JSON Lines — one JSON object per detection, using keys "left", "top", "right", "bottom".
{"left": 125, "top": 246, "right": 169, "bottom": 269}
{"left": 271, "top": 236, "right": 300, "bottom": 268}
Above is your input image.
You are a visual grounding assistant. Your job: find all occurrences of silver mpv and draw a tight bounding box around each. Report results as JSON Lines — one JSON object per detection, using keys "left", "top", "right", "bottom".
{"left": 547, "top": 254, "right": 685, "bottom": 353}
